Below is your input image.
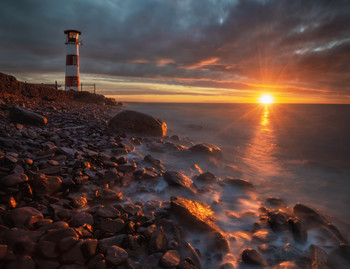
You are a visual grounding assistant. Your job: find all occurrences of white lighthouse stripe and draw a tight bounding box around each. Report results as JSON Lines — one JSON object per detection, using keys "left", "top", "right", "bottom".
{"left": 66, "top": 44, "right": 79, "bottom": 55}
{"left": 65, "top": 66, "right": 79, "bottom": 76}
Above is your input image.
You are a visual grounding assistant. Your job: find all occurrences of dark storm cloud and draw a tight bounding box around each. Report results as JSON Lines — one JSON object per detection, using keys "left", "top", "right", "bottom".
{"left": 0, "top": 0, "right": 349, "bottom": 98}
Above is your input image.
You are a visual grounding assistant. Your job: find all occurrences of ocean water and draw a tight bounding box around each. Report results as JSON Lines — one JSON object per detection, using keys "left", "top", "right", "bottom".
{"left": 124, "top": 102, "right": 350, "bottom": 230}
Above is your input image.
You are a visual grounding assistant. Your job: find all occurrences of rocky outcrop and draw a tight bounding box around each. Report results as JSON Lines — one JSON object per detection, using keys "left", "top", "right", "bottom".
{"left": 108, "top": 110, "right": 167, "bottom": 137}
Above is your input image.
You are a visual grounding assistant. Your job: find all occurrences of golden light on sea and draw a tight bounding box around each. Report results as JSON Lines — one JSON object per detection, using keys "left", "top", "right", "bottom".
{"left": 258, "top": 94, "right": 274, "bottom": 104}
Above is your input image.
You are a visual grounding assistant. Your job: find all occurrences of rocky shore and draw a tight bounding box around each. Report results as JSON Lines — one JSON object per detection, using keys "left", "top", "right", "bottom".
{"left": 0, "top": 74, "right": 349, "bottom": 268}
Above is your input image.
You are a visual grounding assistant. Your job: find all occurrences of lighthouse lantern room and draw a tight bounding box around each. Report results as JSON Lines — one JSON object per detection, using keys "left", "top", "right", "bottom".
{"left": 64, "top": 29, "right": 82, "bottom": 91}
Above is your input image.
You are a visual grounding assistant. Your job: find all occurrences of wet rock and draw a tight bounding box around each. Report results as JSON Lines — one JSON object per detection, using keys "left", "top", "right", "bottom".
{"left": 40, "top": 227, "right": 78, "bottom": 243}
{"left": 108, "top": 110, "right": 167, "bottom": 137}
{"left": 11, "top": 206, "right": 43, "bottom": 227}
{"left": 149, "top": 227, "right": 167, "bottom": 253}
{"left": 252, "top": 229, "right": 278, "bottom": 243}
{"left": 207, "top": 231, "right": 230, "bottom": 252}
{"left": 264, "top": 197, "right": 287, "bottom": 208}
{"left": 274, "top": 243, "right": 304, "bottom": 263}
{"left": 160, "top": 250, "right": 180, "bottom": 268}
{"left": 98, "top": 234, "right": 127, "bottom": 253}
{"left": 87, "top": 253, "right": 106, "bottom": 269}
{"left": 105, "top": 245, "right": 128, "bottom": 266}
{"left": 288, "top": 218, "right": 308, "bottom": 244}
{"left": 71, "top": 196, "right": 88, "bottom": 208}
{"left": 1, "top": 173, "right": 28, "bottom": 186}
{"left": 177, "top": 260, "right": 198, "bottom": 269}
{"left": 0, "top": 244, "right": 8, "bottom": 259}
{"left": 81, "top": 239, "right": 98, "bottom": 258}
{"left": 100, "top": 218, "right": 126, "bottom": 234}
{"left": 35, "top": 257, "right": 61, "bottom": 269}
{"left": 217, "top": 263, "right": 235, "bottom": 269}
{"left": 99, "top": 188, "right": 123, "bottom": 201}
{"left": 268, "top": 211, "right": 287, "bottom": 233}
{"left": 223, "top": 178, "right": 255, "bottom": 191}
{"left": 327, "top": 223, "right": 348, "bottom": 244}
{"left": 58, "top": 236, "right": 79, "bottom": 252}
{"left": 338, "top": 244, "right": 350, "bottom": 262}
{"left": 293, "top": 204, "right": 327, "bottom": 228}
{"left": 9, "top": 106, "right": 47, "bottom": 126}
{"left": 37, "top": 240, "right": 57, "bottom": 259}
{"left": 70, "top": 211, "right": 94, "bottom": 227}
{"left": 170, "top": 196, "right": 217, "bottom": 231}
{"left": 189, "top": 143, "right": 222, "bottom": 158}
{"left": 58, "top": 146, "right": 77, "bottom": 157}
{"left": 33, "top": 174, "right": 62, "bottom": 196}
{"left": 196, "top": 171, "right": 216, "bottom": 182}
{"left": 6, "top": 254, "right": 35, "bottom": 269}
{"left": 95, "top": 205, "right": 121, "bottom": 218}
{"left": 241, "top": 248, "right": 267, "bottom": 267}
{"left": 38, "top": 166, "right": 62, "bottom": 175}
{"left": 60, "top": 240, "right": 85, "bottom": 264}
{"left": 117, "top": 163, "right": 137, "bottom": 172}
{"left": 144, "top": 253, "right": 163, "bottom": 269}
{"left": 308, "top": 244, "right": 330, "bottom": 269}
{"left": 164, "top": 171, "right": 196, "bottom": 192}
{"left": 178, "top": 242, "right": 201, "bottom": 269}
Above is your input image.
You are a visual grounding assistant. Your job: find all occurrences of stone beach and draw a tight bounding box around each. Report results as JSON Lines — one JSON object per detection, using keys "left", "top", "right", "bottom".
{"left": 0, "top": 73, "right": 350, "bottom": 268}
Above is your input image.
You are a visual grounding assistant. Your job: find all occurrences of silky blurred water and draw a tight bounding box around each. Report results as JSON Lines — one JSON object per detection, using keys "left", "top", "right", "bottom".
{"left": 124, "top": 102, "right": 350, "bottom": 231}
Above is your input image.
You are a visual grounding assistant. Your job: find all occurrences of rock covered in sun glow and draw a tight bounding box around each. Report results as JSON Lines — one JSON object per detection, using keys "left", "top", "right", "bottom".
{"left": 170, "top": 196, "right": 217, "bottom": 231}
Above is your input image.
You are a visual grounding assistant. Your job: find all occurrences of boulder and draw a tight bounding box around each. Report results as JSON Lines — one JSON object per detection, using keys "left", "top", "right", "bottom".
{"left": 108, "top": 110, "right": 167, "bottom": 137}
{"left": 9, "top": 106, "right": 47, "bottom": 126}
{"left": 170, "top": 196, "right": 217, "bottom": 231}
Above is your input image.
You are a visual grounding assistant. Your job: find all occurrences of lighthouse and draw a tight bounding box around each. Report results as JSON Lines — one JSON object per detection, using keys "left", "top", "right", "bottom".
{"left": 64, "top": 29, "right": 82, "bottom": 91}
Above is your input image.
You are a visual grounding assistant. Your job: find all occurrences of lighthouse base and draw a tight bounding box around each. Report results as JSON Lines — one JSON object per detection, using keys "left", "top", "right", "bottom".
{"left": 65, "top": 86, "right": 79, "bottom": 91}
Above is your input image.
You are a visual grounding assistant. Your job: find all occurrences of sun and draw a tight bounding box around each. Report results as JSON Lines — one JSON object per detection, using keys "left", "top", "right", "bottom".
{"left": 258, "top": 94, "right": 274, "bottom": 104}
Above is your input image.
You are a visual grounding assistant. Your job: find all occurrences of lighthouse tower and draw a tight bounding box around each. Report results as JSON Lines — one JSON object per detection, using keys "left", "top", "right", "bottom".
{"left": 64, "top": 29, "right": 82, "bottom": 91}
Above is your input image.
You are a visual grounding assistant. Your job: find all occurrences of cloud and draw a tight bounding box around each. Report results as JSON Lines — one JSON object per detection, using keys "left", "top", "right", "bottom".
{"left": 0, "top": 0, "right": 349, "bottom": 101}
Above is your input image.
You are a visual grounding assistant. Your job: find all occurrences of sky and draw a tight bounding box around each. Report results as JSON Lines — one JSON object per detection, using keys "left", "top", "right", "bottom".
{"left": 0, "top": 0, "right": 349, "bottom": 103}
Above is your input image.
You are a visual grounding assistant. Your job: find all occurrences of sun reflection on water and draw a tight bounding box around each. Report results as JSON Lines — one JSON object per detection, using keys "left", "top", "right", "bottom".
{"left": 260, "top": 107, "right": 270, "bottom": 128}
{"left": 240, "top": 104, "right": 285, "bottom": 183}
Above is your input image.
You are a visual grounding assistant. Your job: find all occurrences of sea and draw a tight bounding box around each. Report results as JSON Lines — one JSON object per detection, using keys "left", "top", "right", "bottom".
{"left": 123, "top": 102, "right": 350, "bottom": 233}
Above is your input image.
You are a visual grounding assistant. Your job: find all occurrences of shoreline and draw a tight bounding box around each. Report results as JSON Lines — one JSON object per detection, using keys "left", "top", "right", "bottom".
{"left": 0, "top": 74, "right": 349, "bottom": 268}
